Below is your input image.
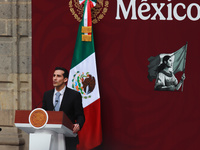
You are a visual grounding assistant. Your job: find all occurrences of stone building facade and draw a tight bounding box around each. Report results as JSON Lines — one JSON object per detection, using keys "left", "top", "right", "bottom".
{"left": 0, "top": 0, "right": 31, "bottom": 149}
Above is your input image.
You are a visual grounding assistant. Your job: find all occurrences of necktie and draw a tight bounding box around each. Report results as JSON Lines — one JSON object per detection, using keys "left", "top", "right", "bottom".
{"left": 54, "top": 92, "right": 61, "bottom": 111}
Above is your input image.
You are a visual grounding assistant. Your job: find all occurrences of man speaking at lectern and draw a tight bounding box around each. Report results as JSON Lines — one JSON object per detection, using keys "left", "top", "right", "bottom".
{"left": 42, "top": 67, "right": 85, "bottom": 150}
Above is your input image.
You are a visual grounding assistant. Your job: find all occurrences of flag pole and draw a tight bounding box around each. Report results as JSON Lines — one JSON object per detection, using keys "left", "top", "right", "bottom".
{"left": 181, "top": 72, "right": 184, "bottom": 92}
{"left": 181, "top": 42, "right": 188, "bottom": 92}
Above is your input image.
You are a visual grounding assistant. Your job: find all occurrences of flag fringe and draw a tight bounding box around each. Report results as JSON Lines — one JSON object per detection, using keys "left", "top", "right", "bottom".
{"left": 82, "top": 35, "right": 92, "bottom": 41}
{"left": 82, "top": 26, "right": 92, "bottom": 33}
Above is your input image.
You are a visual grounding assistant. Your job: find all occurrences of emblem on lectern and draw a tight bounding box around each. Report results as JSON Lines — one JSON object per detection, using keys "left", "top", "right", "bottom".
{"left": 29, "top": 108, "right": 48, "bottom": 129}
{"left": 69, "top": 0, "right": 109, "bottom": 24}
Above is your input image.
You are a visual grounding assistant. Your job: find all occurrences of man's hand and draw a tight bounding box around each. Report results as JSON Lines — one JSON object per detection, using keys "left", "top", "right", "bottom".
{"left": 73, "top": 124, "right": 80, "bottom": 133}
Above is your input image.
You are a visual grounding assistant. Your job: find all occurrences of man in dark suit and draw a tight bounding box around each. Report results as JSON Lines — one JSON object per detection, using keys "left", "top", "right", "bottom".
{"left": 42, "top": 67, "right": 85, "bottom": 150}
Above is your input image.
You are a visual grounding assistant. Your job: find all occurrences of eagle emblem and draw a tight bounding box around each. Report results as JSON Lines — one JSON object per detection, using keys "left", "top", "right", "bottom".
{"left": 72, "top": 71, "right": 96, "bottom": 99}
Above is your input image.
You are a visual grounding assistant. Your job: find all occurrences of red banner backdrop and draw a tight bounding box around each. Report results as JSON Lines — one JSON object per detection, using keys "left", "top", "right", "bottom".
{"left": 33, "top": 0, "right": 200, "bottom": 149}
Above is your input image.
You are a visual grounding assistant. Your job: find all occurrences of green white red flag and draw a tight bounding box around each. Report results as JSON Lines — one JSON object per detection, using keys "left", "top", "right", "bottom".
{"left": 148, "top": 43, "right": 188, "bottom": 82}
{"left": 67, "top": 0, "right": 102, "bottom": 149}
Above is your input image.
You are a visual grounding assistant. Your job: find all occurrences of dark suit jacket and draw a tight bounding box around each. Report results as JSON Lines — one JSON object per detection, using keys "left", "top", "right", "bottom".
{"left": 42, "top": 87, "right": 85, "bottom": 146}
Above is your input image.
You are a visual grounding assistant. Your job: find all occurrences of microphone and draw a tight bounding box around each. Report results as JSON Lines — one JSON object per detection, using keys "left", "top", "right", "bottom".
{"left": 53, "top": 100, "right": 59, "bottom": 111}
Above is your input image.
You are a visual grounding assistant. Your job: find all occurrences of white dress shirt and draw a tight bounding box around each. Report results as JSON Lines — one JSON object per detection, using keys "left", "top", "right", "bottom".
{"left": 53, "top": 86, "right": 66, "bottom": 109}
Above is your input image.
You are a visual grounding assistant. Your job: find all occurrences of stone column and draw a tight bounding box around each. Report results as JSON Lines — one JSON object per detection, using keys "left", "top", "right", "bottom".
{"left": 0, "top": 0, "right": 31, "bottom": 150}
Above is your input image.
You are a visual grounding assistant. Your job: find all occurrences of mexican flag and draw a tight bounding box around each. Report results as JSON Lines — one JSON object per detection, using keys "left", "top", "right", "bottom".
{"left": 67, "top": 0, "right": 102, "bottom": 149}
{"left": 148, "top": 43, "right": 188, "bottom": 81}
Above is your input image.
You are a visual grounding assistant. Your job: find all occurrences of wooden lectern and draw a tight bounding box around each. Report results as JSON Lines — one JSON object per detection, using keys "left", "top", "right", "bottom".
{"left": 15, "top": 108, "right": 77, "bottom": 150}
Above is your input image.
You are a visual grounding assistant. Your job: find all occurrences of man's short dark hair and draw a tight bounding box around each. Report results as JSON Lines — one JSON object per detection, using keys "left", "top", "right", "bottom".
{"left": 55, "top": 67, "right": 69, "bottom": 78}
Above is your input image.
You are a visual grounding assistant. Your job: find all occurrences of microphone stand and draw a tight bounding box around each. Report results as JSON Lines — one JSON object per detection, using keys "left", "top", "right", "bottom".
{"left": 34, "top": 100, "right": 43, "bottom": 109}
